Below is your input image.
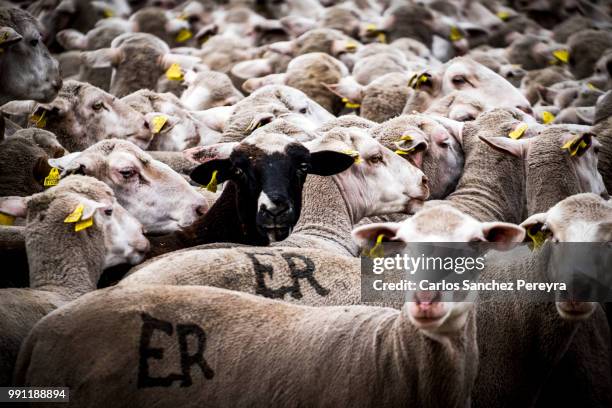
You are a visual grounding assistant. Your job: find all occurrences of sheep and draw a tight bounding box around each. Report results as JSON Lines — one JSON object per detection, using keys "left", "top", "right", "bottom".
{"left": 567, "top": 29, "right": 612, "bottom": 79}
{"left": 504, "top": 34, "right": 566, "bottom": 71}
{"left": 15, "top": 260, "right": 477, "bottom": 407}
{"left": 48, "top": 139, "right": 209, "bottom": 234}
{"left": 24, "top": 80, "right": 152, "bottom": 152}
{"left": 471, "top": 193, "right": 612, "bottom": 408}
{"left": 180, "top": 70, "right": 244, "bottom": 110}
{"left": 142, "top": 127, "right": 358, "bottom": 256}
{"left": 479, "top": 126, "right": 607, "bottom": 214}
{"left": 592, "top": 91, "right": 612, "bottom": 197}
{"left": 243, "top": 53, "right": 349, "bottom": 114}
{"left": 123, "top": 205, "right": 524, "bottom": 309}
{"left": 520, "top": 66, "right": 574, "bottom": 106}
{"left": 80, "top": 32, "right": 201, "bottom": 98}
{"left": 402, "top": 57, "right": 532, "bottom": 117}
{"left": 0, "top": 175, "right": 148, "bottom": 386}
{"left": 0, "top": 137, "right": 54, "bottom": 198}
{"left": 221, "top": 85, "right": 334, "bottom": 142}
{"left": 56, "top": 23, "right": 129, "bottom": 90}
{"left": 121, "top": 89, "right": 219, "bottom": 151}
{"left": 370, "top": 114, "right": 464, "bottom": 199}
{"left": 198, "top": 35, "right": 257, "bottom": 74}
{"left": 0, "top": 6, "right": 62, "bottom": 106}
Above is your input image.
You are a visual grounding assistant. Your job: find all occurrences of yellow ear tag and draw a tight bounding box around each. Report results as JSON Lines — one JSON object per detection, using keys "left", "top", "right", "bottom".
{"left": 400, "top": 134, "right": 413, "bottom": 141}
{"left": 497, "top": 11, "right": 510, "bottom": 21}
{"left": 43, "top": 167, "right": 60, "bottom": 187}
{"left": 395, "top": 149, "right": 412, "bottom": 155}
{"left": 346, "top": 42, "right": 358, "bottom": 52}
{"left": 103, "top": 9, "right": 114, "bottom": 18}
{"left": 0, "top": 31, "right": 9, "bottom": 44}
{"left": 342, "top": 149, "right": 362, "bottom": 164}
{"left": 206, "top": 170, "right": 218, "bottom": 193}
{"left": 377, "top": 32, "right": 387, "bottom": 43}
{"left": 587, "top": 82, "right": 600, "bottom": 91}
{"left": 166, "top": 63, "right": 184, "bottom": 81}
{"left": 64, "top": 203, "right": 84, "bottom": 223}
{"left": 341, "top": 97, "right": 361, "bottom": 109}
{"left": 175, "top": 29, "right": 193, "bottom": 43}
{"left": 177, "top": 13, "right": 188, "bottom": 21}
{"left": 552, "top": 49, "right": 569, "bottom": 64}
{"left": 508, "top": 123, "right": 528, "bottom": 139}
{"left": 527, "top": 226, "right": 546, "bottom": 251}
{"left": 561, "top": 137, "right": 587, "bottom": 156}
{"left": 366, "top": 23, "right": 378, "bottom": 32}
{"left": 74, "top": 217, "right": 94, "bottom": 232}
{"left": 0, "top": 213, "right": 15, "bottom": 226}
{"left": 366, "top": 234, "right": 385, "bottom": 258}
{"left": 152, "top": 115, "right": 168, "bottom": 134}
{"left": 30, "top": 111, "right": 47, "bottom": 128}
{"left": 542, "top": 111, "right": 555, "bottom": 125}
{"left": 449, "top": 26, "right": 463, "bottom": 42}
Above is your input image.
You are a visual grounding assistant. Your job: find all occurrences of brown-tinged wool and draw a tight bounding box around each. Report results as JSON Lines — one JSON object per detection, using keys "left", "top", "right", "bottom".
{"left": 14, "top": 284, "right": 477, "bottom": 408}
{"left": 321, "top": 6, "right": 361, "bottom": 37}
{"left": 0, "top": 176, "right": 110, "bottom": 385}
{"left": 109, "top": 35, "right": 169, "bottom": 98}
{"left": 147, "top": 151, "right": 199, "bottom": 175}
{"left": 11, "top": 128, "right": 67, "bottom": 158}
{"left": 351, "top": 48, "right": 407, "bottom": 86}
{"left": 384, "top": 3, "right": 436, "bottom": 47}
{"left": 316, "top": 115, "right": 375, "bottom": 132}
{"left": 183, "top": 70, "right": 243, "bottom": 109}
{"left": 443, "top": 109, "right": 526, "bottom": 223}
{"left": 553, "top": 15, "right": 594, "bottom": 43}
{"left": 0, "top": 138, "right": 50, "bottom": 197}
{"left": 200, "top": 36, "right": 255, "bottom": 73}
{"left": 594, "top": 90, "right": 612, "bottom": 125}
{"left": 294, "top": 28, "right": 349, "bottom": 56}
{"left": 360, "top": 73, "right": 414, "bottom": 123}
{"left": 505, "top": 34, "right": 556, "bottom": 71}
{"left": 521, "top": 66, "right": 573, "bottom": 105}
{"left": 285, "top": 53, "right": 344, "bottom": 113}
{"left": 568, "top": 30, "right": 612, "bottom": 79}
{"left": 486, "top": 14, "right": 541, "bottom": 48}
{"left": 131, "top": 7, "right": 175, "bottom": 46}
{"left": 592, "top": 116, "right": 612, "bottom": 193}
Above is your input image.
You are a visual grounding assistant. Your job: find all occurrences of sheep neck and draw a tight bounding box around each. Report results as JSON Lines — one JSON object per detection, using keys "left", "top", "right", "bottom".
{"left": 27, "top": 224, "right": 105, "bottom": 300}
{"left": 288, "top": 175, "right": 359, "bottom": 256}
{"left": 445, "top": 129, "right": 527, "bottom": 224}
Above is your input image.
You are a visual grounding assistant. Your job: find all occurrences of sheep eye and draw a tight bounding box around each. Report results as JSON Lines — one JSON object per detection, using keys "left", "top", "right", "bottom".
{"left": 234, "top": 167, "right": 244, "bottom": 177}
{"left": 369, "top": 154, "right": 383, "bottom": 164}
{"left": 119, "top": 169, "right": 136, "bottom": 179}
{"left": 104, "top": 208, "right": 113, "bottom": 216}
{"left": 299, "top": 107, "right": 308, "bottom": 114}
{"left": 452, "top": 76, "right": 467, "bottom": 86}
{"left": 92, "top": 102, "right": 104, "bottom": 111}
{"left": 29, "top": 38, "right": 39, "bottom": 46}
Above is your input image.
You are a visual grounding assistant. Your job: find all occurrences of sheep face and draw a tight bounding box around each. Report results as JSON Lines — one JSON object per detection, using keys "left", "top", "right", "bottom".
{"left": 352, "top": 205, "right": 525, "bottom": 333}
{"left": 0, "top": 7, "right": 62, "bottom": 105}
{"left": 307, "top": 127, "right": 430, "bottom": 218}
{"left": 49, "top": 140, "right": 209, "bottom": 234}
{"left": 32, "top": 81, "right": 152, "bottom": 152}
{"left": 186, "top": 132, "right": 355, "bottom": 243}
{"left": 521, "top": 194, "right": 612, "bottom": 320}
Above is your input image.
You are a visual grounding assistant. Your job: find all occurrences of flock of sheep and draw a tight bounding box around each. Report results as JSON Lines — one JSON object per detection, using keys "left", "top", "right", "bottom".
{"left": 0, "top": 0, "right": 611, "bottom": 406}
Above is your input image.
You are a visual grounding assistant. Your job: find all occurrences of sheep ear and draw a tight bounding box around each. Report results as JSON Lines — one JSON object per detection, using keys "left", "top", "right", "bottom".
{"left": 309, "top": 151, "right": 355, "bottom": 176}
{"left": 81, "top": 48, "right": 124, "bottom": 68}
{"left": 393, "top": 133, "right": 428, "bottom": 168}
{"left": 323, "top": 76, "right": 363, "bottom": 103}
{"left": 189, "top": 159, "right": 232, "bottom": 186}
{"left": 351, "top": 222, "right": 401, "bottom": 248}
{"left": 430, "top": 115, "right": 464, "bottom": 145}
{"left": 0, "top": 27, "right": 23, "bottom": 49}
{"left": 190, "top": 107, "right": 232, "bottom": 132}
{"left": 242, "top": 73, "right": 286, "bottom": 94}
{"left": 56, "top": 29, "right": 88, "bottom": 50}
{"left": 159, "top": 53, "right": 202, "bottom": 71}
{"left": 520, "top": 212, "right": 548, "bottom": 242}
{"left": 268, "top": 40, "right": 295, "bottom": 55}
{"left": 144, "top": 112, "right": 177, "bottom": 134}
{"left": 231, "top": 58, "right": 273, "bottom": 80}
{"left": 79, "top": 197, "right": 106, "bottom": 220}
{"left": 32, "top": 98, "right": 71, "bottom": 122}
{"left": 479, "top": 135, "right": 530, "bottom": 158}
{"left": 560, "top": 132, "right": 594, "bottom": 157}
{"left": 183, "top": 142, "right": 238, "bottom": 164}
{"left": 481, "top": 222, "right": 526, "bottom": 250}
{"left": 575, "top": 107, "right": 595, "bottom": 125}
{"left": 1, "top": 100, "right": 37, "bottom": 116}
{"left": 48, "top": 152, "right": 83, "bottom": 175}
{"left": 33, "top": 156, "right": 53, "bottom": 185}
{"left": 279, "top": 16, "right": 317, "bottom": 37}
{"left": 56, "top": 0, "right": 77, "bottom": 14}
{"left": 0, "top": 196, "right": 28, "bottom": 218}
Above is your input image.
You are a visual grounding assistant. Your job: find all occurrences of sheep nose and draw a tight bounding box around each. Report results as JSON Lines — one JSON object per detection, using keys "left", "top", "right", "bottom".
{"left": 263, "top": 197, "right": 290, "bottom": 216}
{"left": 52, "top": 78, "right": 63, "bottom": 91}
{"left": 601, "top": 191, "right": 610, "bottom": 200}
{"left": 421, "top": 175, "right": 429, "bottom": 187}
{"left": 135, "top": 237, "right": 150, "bottom": 254}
